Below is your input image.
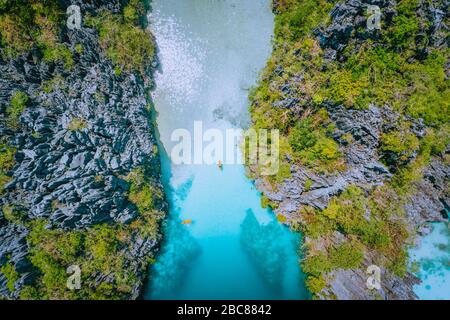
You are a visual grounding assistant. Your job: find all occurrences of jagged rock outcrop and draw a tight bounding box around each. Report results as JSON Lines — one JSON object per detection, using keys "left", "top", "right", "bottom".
{"left": 0, "top": 1, "right": 165, "bottom": 299}
{"left": 2, "top": 30, "right": 160, "bottom": 228}
{"left": 258, "top": 0, "right": 449, "bottom": 300}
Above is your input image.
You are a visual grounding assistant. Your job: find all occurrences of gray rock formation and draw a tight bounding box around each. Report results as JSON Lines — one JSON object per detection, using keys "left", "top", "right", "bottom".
{"left": 0, "top": 1, "right": 165, "bottom": 299}
{"left": 258, "top": 0, "right": 449, "bottom": 300}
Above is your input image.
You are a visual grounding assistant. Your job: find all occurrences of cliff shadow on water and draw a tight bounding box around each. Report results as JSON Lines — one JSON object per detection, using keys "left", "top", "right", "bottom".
{"left": 144, "top": 106, "right": 202, "bottom": 299}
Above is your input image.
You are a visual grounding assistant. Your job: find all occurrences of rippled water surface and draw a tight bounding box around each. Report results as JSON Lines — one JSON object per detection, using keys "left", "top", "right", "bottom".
{"left": 145, "top": 0, "right": 309, "bottom": 300}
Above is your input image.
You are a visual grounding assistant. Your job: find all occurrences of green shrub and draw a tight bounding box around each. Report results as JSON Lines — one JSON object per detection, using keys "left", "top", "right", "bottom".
{"left": 303, "top": 241, "right": 363, "bottom": 279}
{"left": 9, "top": 91, "right": 29, "bottom": 115}
{"left": 0, "top": 1, "right": 72, "bottom": 67}
{"left": 302, "top": 252, "right": 332, "bottom": 277}
{"left": 2, "top": 205, "right": 26, "bottom": 224}
{"left": 28, "top": 246, "right": 67, "bottom": 296}
{"left": 388, "top": 249, "right": 409, "bottom": 277}
{"left": 326, "top": 69, "right": 365, "bottom": 108}
{"left": 270, "top": 160, "right": 292, "bottom": 184}
{"left": 288, "top": 114, "right": 343, "bottom": 172}
{"left": 423, "top": 126, "right": 450, "bottom": 156}
{"left": 403, "top": 52, "right": 449, "bottom": 126}
{"left": 42, "top": 43, "right": 73, "bottom": 69}
{"left": 42, "top": 75, "right": 64, "bottom": 94}
{"left": 275, "top": 0, "right": 335, "bottom": 41}
{"left": 6, "top": 91, "right": 29, "bottom": 128}
{"left": 305, "top": 275, "right": 327, "bottom": 294}
{"left": 321, "top": 186, "right": 365, "bottom": 227}
{"left": 388, "top": 0, "right": 419, "bottom": 50}
{"left": 0, "top": 14, "right": 32, "bottom": 57}
{"left": 380, "top": 129, "right": 420, "bottom": 163}
{"left": 19, "top": 286, "right": 41, "bottom": 300}
{"left": 297, "top": 205, "right": 337, "bottom": 238}
{"left": 329, "top": 242, "right": 364, "bottom": 269}
{"left": 114, "top": 66, "right": 122, "bottom": 76}
{"left": 75, "top": 44, "right": 83, "bottom": 54}
{"left": 127, "top": 169, "right": 154, "bottom": 214}
{"left": 304, "top": 178, "right": 313, "bottom": 191}
{"left": 289, "top": 119, "right": 317, "bottom": 152}
{"left": 0, "top": 144, "right": 15, "bottom": 192}
{"left": 302, "top": 241, "right": 363, "bottom": 297}
{"left": 126, "top": 168, "right": 165, "bottom": 239}
{"left": 88, "top": 10, "right": 155, "bottom": 74}
{"left": 1, "top": 261, "right": 19, "bottom": 293}
{"left": 0, "top": 145, "right": 15, "bottom": 173}
{"left": 302, "top": 240, "right": 364, "bottom": 300}
{"left": 123, "top": 5, "right": 138, "bottom": 24}
{"left": 261, "top": 195, "right": 279, "bottom": 210}
{"left": 360, "top": 221, "right": 392, "bottom": 249}
{"left": 276, "top": 214, "right": 287, "bottom": 223}
{"left": 85, "top": 225, "right": 119, "bottom": 270}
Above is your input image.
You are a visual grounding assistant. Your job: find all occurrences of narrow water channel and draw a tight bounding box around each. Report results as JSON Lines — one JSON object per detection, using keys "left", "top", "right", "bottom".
{"left": 144, "top": 0, "right": 309, "bottom": 299}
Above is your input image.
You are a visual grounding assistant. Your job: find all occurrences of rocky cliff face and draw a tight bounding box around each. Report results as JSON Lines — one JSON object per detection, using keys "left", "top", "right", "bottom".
{"left": 251, "top": 0, "right": 449, "bottom": 299}
{"left": 0, "top": 0, "right": 165, "bottom": 299}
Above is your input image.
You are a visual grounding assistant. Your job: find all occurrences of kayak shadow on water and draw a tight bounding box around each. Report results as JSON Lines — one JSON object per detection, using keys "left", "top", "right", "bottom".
{"left": 239, "top": 209, "right": 289, "bottom": 294}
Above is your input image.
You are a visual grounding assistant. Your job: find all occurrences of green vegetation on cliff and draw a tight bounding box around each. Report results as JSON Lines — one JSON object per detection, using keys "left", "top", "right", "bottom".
{"left": 1, "top": 261, "right": 19, "bottom": 293}
{"left": 0, "top": 144, "right": 15, "bottom": 192}
{"left": 0, "top": 0, "right": 164, "bottom": 300}
{"left": 251, "top": 0, "right": 448, "bottom": 176}
{"left": 126, "top": 168, "right": 165, "bottom": 240}
{"left": 0, "top": 0, "right": 73, "bottom": 67}
{"left": 288, "top": 110, "right": 344, "bottom": 172}
{"left": 20, "top": 220, "right": 151, "bottom": 299}
{"left": 250, "top": 0, "right": 449, "bottom": 298}
{"left": 19, "top": 167, "right": 165, "bottom": 299}
{"left": 6, "top": 91, "right": 29, "bottom": 129}
{"left": 86, "top": 1, "right": 155, "bottom": 75}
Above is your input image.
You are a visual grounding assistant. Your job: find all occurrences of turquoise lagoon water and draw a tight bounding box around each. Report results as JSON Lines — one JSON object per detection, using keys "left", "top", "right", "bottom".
{"left": 143, "top": 0, "right": 449, "bottom": 301}
{"left": 145, "top": 0, "right": 309, "bottom": 299}
{"left": 409, "top": 221, "right": 450, "bottom": 300}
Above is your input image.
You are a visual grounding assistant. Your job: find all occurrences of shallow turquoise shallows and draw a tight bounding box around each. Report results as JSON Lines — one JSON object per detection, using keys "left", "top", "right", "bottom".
{"left": 409, "top": 221, "right": 450, "bottom": 300}
{"left": 145, "top": 0, "right": 309, "bottom": 300}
